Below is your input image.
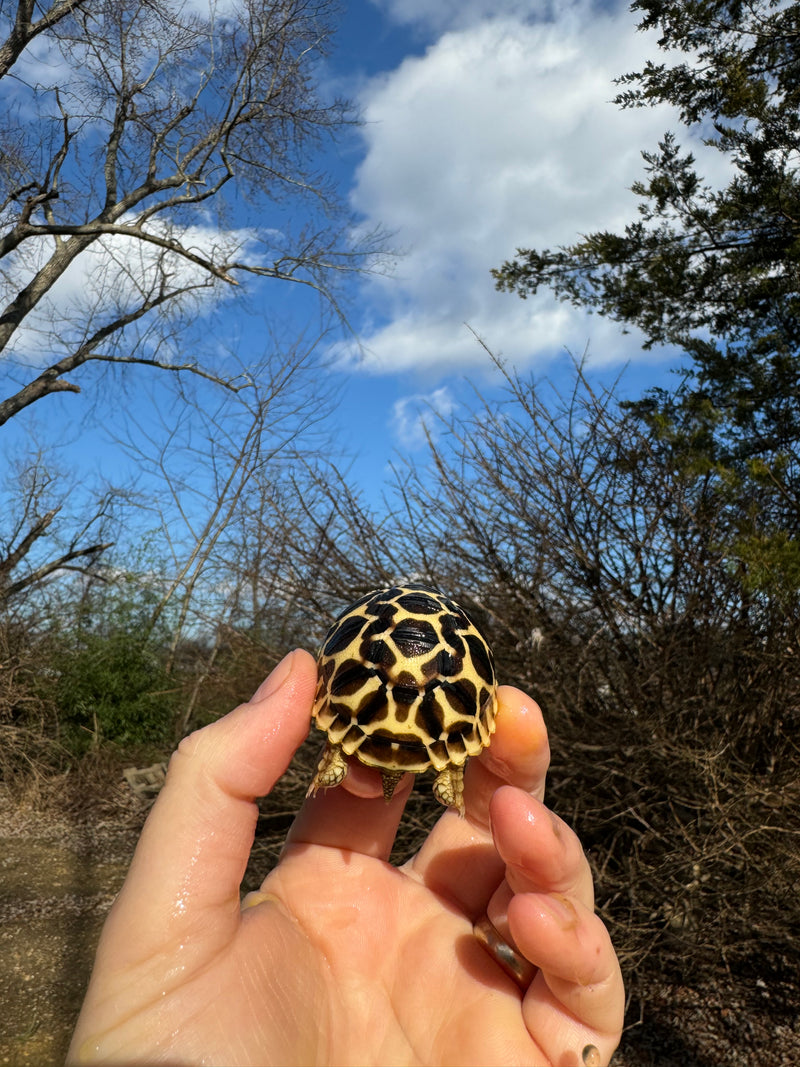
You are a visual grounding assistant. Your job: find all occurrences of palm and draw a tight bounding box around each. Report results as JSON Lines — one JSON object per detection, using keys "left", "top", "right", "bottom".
{"left": 261, "top": 844, "right": 539, "bottom": 1065}
{"left": 132, "top": 843, "right": 547, "bottom": 1066}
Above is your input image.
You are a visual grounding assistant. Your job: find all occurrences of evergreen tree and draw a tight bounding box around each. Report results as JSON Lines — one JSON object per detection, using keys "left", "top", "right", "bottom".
{"left": 493, "top": 0, "right": 800, "bottom": 595}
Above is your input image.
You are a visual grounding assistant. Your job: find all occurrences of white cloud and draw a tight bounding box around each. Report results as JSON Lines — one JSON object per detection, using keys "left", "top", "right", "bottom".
{"left": 2, "top": 217, "right": 261, "bottom": 364}
{"left": 370, "top": 0, "right": 568, "bottom": 34}
{"left": 392, "top": 385, "right": 457, "bottom": 448}
{"left": 341, "top": 1, "right": 724, "bottom": 377}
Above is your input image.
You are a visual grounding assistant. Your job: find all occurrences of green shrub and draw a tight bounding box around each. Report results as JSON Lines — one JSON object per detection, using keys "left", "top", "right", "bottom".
{"left": 51, "top": 589, "right": 177, "bottom": 754}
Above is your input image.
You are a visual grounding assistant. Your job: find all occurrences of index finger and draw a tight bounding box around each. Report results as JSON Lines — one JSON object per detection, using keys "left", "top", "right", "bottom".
{"left": 97, "top": 650, "right": 318, "bottom": 962}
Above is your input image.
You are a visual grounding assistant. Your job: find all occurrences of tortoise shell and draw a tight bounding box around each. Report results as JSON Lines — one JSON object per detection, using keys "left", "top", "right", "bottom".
{"left": 306, "top": 584, "right": 497, "bottom": 815}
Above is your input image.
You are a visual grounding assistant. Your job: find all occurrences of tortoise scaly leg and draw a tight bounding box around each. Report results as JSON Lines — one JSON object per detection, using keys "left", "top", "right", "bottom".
{"left": 432, "top": 765, "right": 465, "bottom": 817}
{"left": 380, "top": 769, "right": 405, "bottom": 802}
{"left": 307, "top": 742, "right": 348, "bottom": 798}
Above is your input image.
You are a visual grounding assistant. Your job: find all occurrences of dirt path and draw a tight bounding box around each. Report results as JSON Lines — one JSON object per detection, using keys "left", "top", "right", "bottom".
{"left": 0, "top": 826, "right": 138, "bottom": 1065}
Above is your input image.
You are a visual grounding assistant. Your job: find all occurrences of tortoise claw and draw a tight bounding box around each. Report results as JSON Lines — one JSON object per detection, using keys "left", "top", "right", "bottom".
{"left": 380, "top": 769, "right": 405, "bottom": 802}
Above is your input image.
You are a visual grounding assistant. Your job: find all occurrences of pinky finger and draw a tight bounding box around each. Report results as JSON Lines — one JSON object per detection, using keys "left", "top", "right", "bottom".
{"left": 508, "top": 892, "right": 624, "bottom": 1064}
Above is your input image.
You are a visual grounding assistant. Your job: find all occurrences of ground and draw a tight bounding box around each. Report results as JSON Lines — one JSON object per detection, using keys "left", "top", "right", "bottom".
{"left": 0, "top": 768, "right": 797, "bottom": 1067}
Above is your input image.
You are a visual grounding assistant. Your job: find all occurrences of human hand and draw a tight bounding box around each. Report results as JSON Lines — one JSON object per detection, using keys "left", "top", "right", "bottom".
{"left": 68, "top": 648, "right": 624, "bottom": 1066}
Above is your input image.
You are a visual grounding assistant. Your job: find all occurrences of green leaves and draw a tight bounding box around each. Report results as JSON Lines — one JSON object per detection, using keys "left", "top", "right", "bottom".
{"left": 52, "top": 587, "right": 176, "bottom": 753}
{"left": 733, "top": 527, "right": 800, "bottom": 599}
{"left": 494, "top": 0, "right": 800, "bottom": 586}
{"left": 494, "top": 0, "right": 800, "bottom": 358}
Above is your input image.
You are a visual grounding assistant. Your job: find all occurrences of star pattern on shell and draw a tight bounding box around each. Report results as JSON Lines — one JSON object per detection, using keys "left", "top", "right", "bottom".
{"left": 306, "top": 584, "right": 497, "bottom": 816}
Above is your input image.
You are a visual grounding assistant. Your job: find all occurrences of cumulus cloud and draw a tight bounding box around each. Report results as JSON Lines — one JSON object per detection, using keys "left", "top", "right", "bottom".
{"left": 391, "top": 385, "right": 457, "bottom": 448}
{"left": 340, "top": 1, "right": 721, "bottom": 377}
{"left": 370, "top": 0, "right": 566, "bottom": 34}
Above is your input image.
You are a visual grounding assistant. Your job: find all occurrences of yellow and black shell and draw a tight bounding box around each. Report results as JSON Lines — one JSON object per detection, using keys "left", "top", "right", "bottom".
{"left": 306, "top": 584, "right": 497, "bottom": 816}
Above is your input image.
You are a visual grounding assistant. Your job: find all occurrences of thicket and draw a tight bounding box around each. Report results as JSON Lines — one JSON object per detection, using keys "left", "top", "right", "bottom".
{"left": 0, "top": 568, "right": 314, "bottom": 775}
{"left": 3, "top": 366, "right": 796, "bottom": 1018}
{"left": 279, "top": 366, "right": 800, "bottom": 991}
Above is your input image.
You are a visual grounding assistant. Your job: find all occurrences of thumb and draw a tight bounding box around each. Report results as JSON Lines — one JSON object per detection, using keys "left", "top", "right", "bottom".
{"left": 101, "top": 648, "right": 318, "bottom": 960}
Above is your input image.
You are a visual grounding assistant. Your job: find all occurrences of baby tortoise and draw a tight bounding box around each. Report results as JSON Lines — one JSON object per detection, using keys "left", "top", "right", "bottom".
{"left": 306, "top": 584, "right": 497, "bottom": 816}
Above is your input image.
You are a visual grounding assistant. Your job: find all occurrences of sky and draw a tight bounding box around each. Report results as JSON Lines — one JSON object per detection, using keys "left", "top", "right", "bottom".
{"left": 2, "top": 0, "right": 722, "bottom": 530}
{"left": 315, "top": 0, "right": 720, "bottom": 476}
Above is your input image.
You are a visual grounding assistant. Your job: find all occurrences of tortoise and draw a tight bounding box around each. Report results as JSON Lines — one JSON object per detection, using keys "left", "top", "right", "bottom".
{"left": 306, "top": 583, "right": 497, "bottom": 816}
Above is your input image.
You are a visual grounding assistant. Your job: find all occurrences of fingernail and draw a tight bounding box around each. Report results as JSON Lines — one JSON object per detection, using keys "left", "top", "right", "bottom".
{"left": 252, "top": 650, "right": 296, "bottom": 701}
{"left": 542, "top": 893, "right": 579, "bottom": 930}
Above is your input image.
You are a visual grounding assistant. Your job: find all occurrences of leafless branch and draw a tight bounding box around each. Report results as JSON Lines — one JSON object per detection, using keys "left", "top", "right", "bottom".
{"left": 0, "top": 0, "right": 383, "bottom": 419}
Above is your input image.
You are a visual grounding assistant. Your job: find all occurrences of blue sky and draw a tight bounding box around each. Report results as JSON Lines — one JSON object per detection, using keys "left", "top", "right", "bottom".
{"left": 312, "top": 0, "right": 727, "bottom": 486}
{"left": 2, "top": 0, "right": 725, "bottom": 532}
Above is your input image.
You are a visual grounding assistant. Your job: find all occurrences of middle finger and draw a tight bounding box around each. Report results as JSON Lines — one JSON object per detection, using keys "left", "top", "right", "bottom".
{"left": 491, "top": 785, "right": 595, "bottom": 908}
{"left": 405, "top": 685, "right": 550, "bottom": 917}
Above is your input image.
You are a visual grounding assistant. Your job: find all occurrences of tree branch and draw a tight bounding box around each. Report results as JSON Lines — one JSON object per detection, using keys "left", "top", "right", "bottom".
{"left": 0, "top": 507, "right": 58, "bottom": 582}
{"left": 0, "top": 281, "right": 248, "bottom": 427}
{"left": 1, "top": 541, "right": 114, "bottom": 601}
{"left": 0, "top": 0, "right": 89, "bottom": 79}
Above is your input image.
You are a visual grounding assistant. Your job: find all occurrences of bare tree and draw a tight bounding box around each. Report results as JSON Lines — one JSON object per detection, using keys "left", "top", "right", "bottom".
{"left": 0, "top": 0, "right": 381, "bottom": 599}
{"left": 0, "top": 447, "right": 116, "bottom": 603}
{"left": 102, "top": 330, "right": 336, "bottom": 731}
{"left": 0, "top": 0, "right": 376, "bottom": 420}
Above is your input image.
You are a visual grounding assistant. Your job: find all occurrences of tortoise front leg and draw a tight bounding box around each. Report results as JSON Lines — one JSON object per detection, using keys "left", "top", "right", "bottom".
{"left": 307, "top": 742, "right": 349, "bottom": 797}
{"left": 432, "top": 765, "right": 465, "bottom": 817}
